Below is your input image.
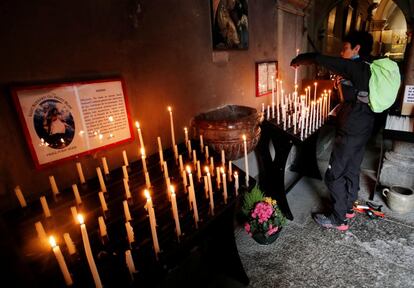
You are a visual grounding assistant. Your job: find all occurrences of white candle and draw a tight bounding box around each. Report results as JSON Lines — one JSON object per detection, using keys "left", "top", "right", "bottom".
{"left": 200, "top": 135, "right": 204, "bottom": 152}
{"left": 78, "top": 214, "right": 103, "bottom": 288}
{"left": 328, "top": 90, "right": 331, "bottom": 114}
{"left": 165, "top": 177, "right": 171, "bottom": 200}
{"left": 186, "top": 166, "right": 199, "bottom": 225}
{"left": 310, "top": 101, "right": 315, "bottom": 133}
{"left": 216, "top": 167, "right": 221, "bottom": 189}
{"left": 163, "top": 161, "right": 169, "bottom": 179}
{"left": 267, "top": 105, "right": 270, "bottom": 120}
{"left": 40, "top": 196, "right": 51, "bottom": 218}
{"left": 35, "top": 221, "right": 48, "bottom": 245}
{"left": 242, "top": 135, "right": 249, "bottom": 187}
{"left": 98, "top": 192, "right": 108, "bottom": 212}
{"left": 179, "top": 155, "right": 184, "bottom": 173}
{"left": 145, "top": 172, "right": 151, "bottom": 189}
{"left": 196, "top": 160, "right": 202, "bottom": 181}
{"left": 70, "top": 206, "right": 78, "bottom": 224}
{"left": 203, "top": 175, "right": 209, "bottom": 198}
{"left": 122, "top": 165, "right": 129, "bottom": 180}
{"left": 187, "top": 140, "right": 192, "bottom": 158}
{"left": 125, "top": 221, "right": 135, "bottom": 246}
{"left": 122, "top": 150, "right": 129, "bottom": 167}
{"left": 210, "top": 157, "right": 214, "bottom": 176}
{"left": 234, "top": 172, "right": 239, "bottom": 195}
{"left": 49, "top": 175, "right": 60, "bottom": 197}
{"left": 276, "top": 79, "right": 280, "bottom": 113}
{"left": 174, "top": 144, "right": 178, "bottom": 161}
{"left": 184, "top": 127, "right": 189, "bottom": 145}
{"left": 98, "top": 216, "right": 107, "bottom": 237}
{"left": 144, "top": 190, "right": 160, "bottom": 254}
{"left": 72, "top": 184, "right": 82, "bottom": 205}
{"left": 49, "top": 236, "right": 73, "bottom": 286}
{"left": 63, "top": 233, "right": 77, "bottom": 255}
{"left": 96, "top": 167, "right": 107, "bottom": 192}
{"left": 167, "top": 106, "right": 176, "bottom": 147}
{"left": 141, "top": 148, "right": 147, "bottom": 174}
{"left": 123, "top": 200, "right": 132, "bottom": 221}
{"left": 228, "top": 161, "right": 233, "bottom": 182}
{"left": 271, "top": 76, "right": 275, "bottom": 118}
{"left": 313, "top": 82, "right": 317, "bottom": 102}
{"left": 182, "top": 170, "right": 188, "bottom": 190}
{"left": 170, "top": 186, "right": 181, "bottom": 238}
{"left": 193, "top": 150, "right": 197, "bottom": 167}
{"left": 102, "top": 157, "right": 110, "bottom": 175}
{"left": 221, "top": 150, "right": 225, "bottom": 167}
{"left": 122, "top": 179, "right": 131, "bottom": 200}
{"left": 205, "top": 146, "right": 209, "bottom": 161}
{"left": 125, "top": 250, "right": 137, "bottom": 279}
{"left": 221, "top": 168, "right": 227, "bottom": 204}
{"left": 205, "top": 167, "right": 214, "bottom": 215}
{"left": 280, "top": 81, "right": 284, "bottom": 106}
{"left": 305, "top": 107, "right": 309, "bottom": 137}
{"left": 76, "top": 162, "right": 86, "bottom": 184}
{"left": 14, "top": 186, "right": 27, "bottom": 208}
{"left": 157, "top": 137, "right": 164, "bottom": 171}
{"left": 135, "top": 121, "right": 145, "bottom": 149}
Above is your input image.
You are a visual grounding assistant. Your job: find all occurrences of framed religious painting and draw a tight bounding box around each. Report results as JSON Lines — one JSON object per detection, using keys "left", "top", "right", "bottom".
{"left": 12, "top": 78, "right": 134, "bottom": 169}
{"left": 256, "top": 61, "right": 278, "bottom": 97}
{"left": 210, "top": 0, "right": 248, "bottom": 50}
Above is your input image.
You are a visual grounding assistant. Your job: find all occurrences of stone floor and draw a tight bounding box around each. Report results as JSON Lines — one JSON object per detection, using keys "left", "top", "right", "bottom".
{"left": 231, "top": 126, "right": 414, "bottom": 288}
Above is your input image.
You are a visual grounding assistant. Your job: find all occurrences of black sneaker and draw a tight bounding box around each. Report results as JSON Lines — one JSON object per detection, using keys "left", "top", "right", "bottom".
{"left": 313, "top": 213, "right": 349, "bottom": 231}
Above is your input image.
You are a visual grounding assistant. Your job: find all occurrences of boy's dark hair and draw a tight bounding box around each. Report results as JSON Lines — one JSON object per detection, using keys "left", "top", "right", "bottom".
{"left": 343, "top": 31, "right": 373, "bottom": 57}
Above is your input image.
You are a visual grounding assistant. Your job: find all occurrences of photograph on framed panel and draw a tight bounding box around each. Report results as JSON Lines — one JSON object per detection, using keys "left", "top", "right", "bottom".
{"left": 256, "top": 61, "right": 278, "bottom": 97}
{"left": 12, "top": 78, "right": 134, "bottom": 169}
{"left": 210, "top": 0, "right": 248, "bottom": 50}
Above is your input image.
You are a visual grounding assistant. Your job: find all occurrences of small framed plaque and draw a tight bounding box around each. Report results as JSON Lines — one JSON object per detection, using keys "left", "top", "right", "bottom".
{"left": 255, "top": 61, "right": 278, "bottom": 97}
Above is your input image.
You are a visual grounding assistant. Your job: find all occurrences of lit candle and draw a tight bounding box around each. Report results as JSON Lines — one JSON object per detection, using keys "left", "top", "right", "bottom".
{"left": 49, "top": 175, "right": 60, "bottom": 199}
{"left": 193, "top": 150, "right": 197, "bottom": 167}
{"left": 216, "top": 167, "right": 221, "bottom": 189}
{"left": 305, "top": 107, "right": 309, "bottom": 137}
{"left": 122, "top": 165, "right": 129, "bottom": 180}
{"left": 163, "top": 161, "right": 169, "bottom": 179}
{"left": 96, "top": 167, "right": 107, "bottom": 192}
{"left": 328, "top": 90, "right": 331, "bottom": 114}
{"left": 203, "top": 175, "right": 209, "bottom": 198}
{"left": 174, "top": 144, "right": 178, "bottom": 162}
{"left": 167, "top": 106, "right": 176, "bottom": 148}
{"left": 122, "top": 150, "right": 129, "bottom": 167}
{"left": 182, "top": 170, "right": 188, "bottom": 189}
{"left": 186, "top": 166, "right": 199, "bottom": 225}
{"left": 144, "top": 190, "right": 160, "bottom": 255}
{"left": 170, "top": 186, "right": 181, "bottom": 238}
{"left": 14, "top": 185, "right": 27, "bottom": 208}
{"left": 157, "top": 137, "right": 164, "bottom": 171}
{"left": 234, "top": 171, "right": 239, "bottom": 195}
{"left": 280, "top": 81, "right": 284, "bottom": 106}
{"left": 125, "top": 250, "right": 137, "bottom": 279}
{"left": 102, "top": 157, "right": 110, "bottom": 175}
{"left": 98, "top": 216, "right": 107, "bottom": 238}
{"left": 72, "top": 184, "right": 82, "bottom": 205}
{"left": 135, "top": 121, "right": 145, "bottom": 149}
{"left": 40, "top": 196, "right": 51, "bottom": 218}
{"left": 210, "top": 157, "right": 215, "bottom": 176}
{"left": 77, "top": 214, "right": 102, "bottom": 288}
{"left": 123, "top": 200, "right": 132, "bottom": 221}
{"left": 49, "top": 236, "right": 73, "bottom": 286}
{"left": 76, "top": 162, "right": 86, "bottom": 184}
{"left": 141, "top": 148, "right": 147, "bottom": 174}
{"left": 184, "top": 127, "right": 189, "bottom": 145}
{"left": 187, "top": 140, "right": 192, "bottom": 158}
{"left": 271, "top": 75, "right": 275, "bottom": 118}
{"left": 242, "top": 135, "right": 249, "bottom": 187}
{"left": 70, "top": 206, "right": 78, "bottom": 223}
{"left": 179, "top": 155, "right": 184, "bottom": 173}
{"left": 313, "top": 82, "right": 317, "bottom": 102}
{"left": 205, "top": 146, "right": 209, "bottom": 162}
{"left": 310, "top": 101, "right": 315, "bottom": 133}
{"left": 221, "top": 168, "right": 227, "bottom": 204}
{"left": 200, "top": 135, "right": 204, "bottom": 152}
{"left": 63, "top": 233, "right": 76, "bottom": 255}
{"left": 221, "top": 150, "right": 225, "bottom": 167}
{"left": 98, "top": 192, "right": 108, "bottom": 212}
{"left": 35, "top": 221, "right": 48, "bottom": 245}
{"left": 125, "top": 221, "right": 135, "bottom": 246}
{"left": 205, "top": 167, "right": 214, "bottom": 215}
{"left": 228, "top": 161, "right": 233, "bottom": 182}
{"left": 165, "top": 177, "right": 171, "bottom": 200}
{"left": 196, "top": 160, "right": 202, "bottom": 181}
{"left": 267, "top": 104, "right": 270, "bottom": 120}
{"left": 145, "top": 172, "right": 151, "bottom": 189}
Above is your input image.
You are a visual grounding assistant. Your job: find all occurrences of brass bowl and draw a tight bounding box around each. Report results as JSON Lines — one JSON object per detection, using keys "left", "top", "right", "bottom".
{"left": 191, "top": 105, "right": 261, "bottom": 160}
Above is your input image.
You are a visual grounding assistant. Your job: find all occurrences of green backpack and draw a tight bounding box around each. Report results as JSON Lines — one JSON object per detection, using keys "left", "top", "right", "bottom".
{"left": 368, "top": 58, "right": 401, "bottom": 113}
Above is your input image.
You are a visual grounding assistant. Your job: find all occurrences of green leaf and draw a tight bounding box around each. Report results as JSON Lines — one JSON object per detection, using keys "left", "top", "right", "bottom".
{"left": 242, "top": 185, "right": 264, "bottom": 216}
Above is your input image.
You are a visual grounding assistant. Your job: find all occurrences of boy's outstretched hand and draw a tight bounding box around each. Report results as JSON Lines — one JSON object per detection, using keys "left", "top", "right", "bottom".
{"left": 290, "top": 52, "right": 318, "bottom": 67}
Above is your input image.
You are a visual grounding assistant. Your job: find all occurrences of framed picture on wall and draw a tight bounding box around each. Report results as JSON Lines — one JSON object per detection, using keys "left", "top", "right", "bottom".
{"left": 256, "top": 61, "right": 278, "bottom": 97}
{"left": 210, "top": 0, "right": 248, "bottom": 50}
{"left": 12, "top": 78, "right": 134, "bottom": 169}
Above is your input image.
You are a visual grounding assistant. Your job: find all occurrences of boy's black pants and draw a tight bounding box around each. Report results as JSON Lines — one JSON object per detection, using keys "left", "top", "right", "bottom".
{"left": 324, "top": 102, "right": 375, "bottom": 223}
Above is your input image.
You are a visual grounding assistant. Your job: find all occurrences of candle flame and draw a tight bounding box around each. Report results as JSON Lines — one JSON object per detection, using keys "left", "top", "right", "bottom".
{"left": 186, "top": 165, "right": 191, "bottom": 174}
{"left": 49, "top": 236, "right": 57, "bottom": 248}
{"left": 135, "top": 121, "right": 140, "bottom": 128}
{"left": 221, "top": 167, "right": 225, "bottom": 174}
{"left": 184, "top": 127, "right": 187, "bottom": 132}
{"left": 144, "top": 189, "right": 150, "bottom": 199}
{"left": 170, "top": 185, "right": 175, "bottom": 194}
{"left": 141, "top": 147, "right": 146, "bottom": 157}
{"left": 77, "top": 214, "right": 84, "bottom": 224}
{"left": 314, "top": 82, "right": 317, "bottom": 86}
{"left": 167, "top": 106, "right": 172, "bottom": 112}
{"left": 234, "top": 171, "right": 238, "bottom": 176}
{"left": 108, "top": 116, "right": 114, "bottom": 122}
{"left": 204, "top": 166, "right": 209, "bottom": 173}
{"left": 242, "top": 134, "right": 246, "bottom": 141}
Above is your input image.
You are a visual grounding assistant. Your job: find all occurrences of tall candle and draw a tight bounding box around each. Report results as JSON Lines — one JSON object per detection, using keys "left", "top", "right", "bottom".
{"left": 163, "top": 161, "right": 169, "bottom": 179}
{"left": 76, "top": 162, "right": 86, "bottom": 184}
{"left": 179, "top": 155, "right": 184, "bottom": 173}
{"left": 187, "top": 140, "right": 192, "bottom": 158}
{"left": 14, "top": 185, "right": 27, "bottom": 208}
{"left": 165, "top": 177, "right": 171, "bottom": 200}
{"left": 141, "top": 148, "right": 147, "bottom": 174}
{"left": 186, "top": 166, "right": 199, "bottom": 225}
{"left": 267, "top": 104, "right": 270, "bottom": 120}
{"left": 328, "top": 90, "right": 331, "bottom": 114}
{"left": 313, "top": 82, "right": 317, "bottom": 102}
{"left": 221, "top": 168, "right": 228, "bottom": 204}
{"left": 72, "top": 184, "right": 82, "bottom": 205}
{"left": 122, "top": 165, "right": 129, "bottom": 180}
{"left": 98, "top": 192, "right": 108, "bottom": 212}
{"left": 203, "top": 175, "right": 209, "bottom": 198}
{"left": 205, "top": 167, "right": 214, "bottom": 215}
{"left": 125, "top": 221, "right": 135, "bottom": 246}
{"left": 216, "top": 167, "right": 221, "bottom": 189}
{"left": 40, "top": 196, "right": 51, "bottom": 218}
{"left": 196, "top": 160, "right": 202, "bottom": 181}
{"left": 234, "top": 171, "right": 239, "bottom": 195}
{"left": 228, "top": 161, "right": 233, "bottom": 182}
{"left": 305, "top": 107, "right": 309, "bottom": 137}
{"left": 125, "top": 250, "right": 137, "bottom": 279}
{"left": 144, "top": 190, "right": 160, "bottom": 254}
{"left": 63, "top": 233, "right": 77, "bottom": 255}
{"left": 96, "top": 167, "right": 107, "bottom": 192}
{"left": 98, "top": 216, "right": 107, "bottom": 237}
{"left": 102, "top": 157, "right": 110, "bottom": 175}
{"left": 242, "top": 135, "right": 249, "bottom": 187}
{"left": 35, "top": 221, "right": 48, "bottom": 245}
{"left": 78, "top": 215, "right": 102, "bottom": 288}
{"left": 135, "top": 121, "right": 145, "bottom": 149}
{"left": 123, "top": 200, "right": 132, "bottom": 221}
{"left": 271, "top": 75, "right": 275, "bottom": 118}
{"left": 157, "top": 137, "right": 164, "bottom": 171}
{"left": 193, "top": 150, "right": 197, "bottom": 167}
{"left": 205, "top": 146, "right": 209, "bottom": 162}
{"left": 200, "top": 135, "right": 204, "bottom": 152}
{"left": 221, "top": 150, "right": 225, "bottom": 168}
{"left": 145, "top": 172, "right": 151, "bottom": 189}
{"left": 184, "top": 127, "right": 189, "bottom": 145}
{"left": 167, "top": 106, "right": 176, "bottom": 147}
{"left": 49, "top": 175, "right": 60, "bottom": 197}
{"left": 182, "top": 170, "right": 188, "bottom": 190}
{"left": 70, "top": 206, "right": 78, "bottom": 223}
{"left": 280, "top": 81, "right": 284, "bottom": 106}
{"left": 49, "top": 236, "right": 73, "bottom": 286}
{"left": 122, "top": 150, "right": 129, "bottom": 167}
{"left": 210, "top": 157, "right": 214, "bottom": 176}
{"left": 170, "top": 186, "right": 181, "bottom": 238}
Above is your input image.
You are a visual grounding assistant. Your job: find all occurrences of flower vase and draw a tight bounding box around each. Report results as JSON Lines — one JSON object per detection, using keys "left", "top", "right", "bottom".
{"left": 251, "top": 227, "right": 282, "bottom": 245}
